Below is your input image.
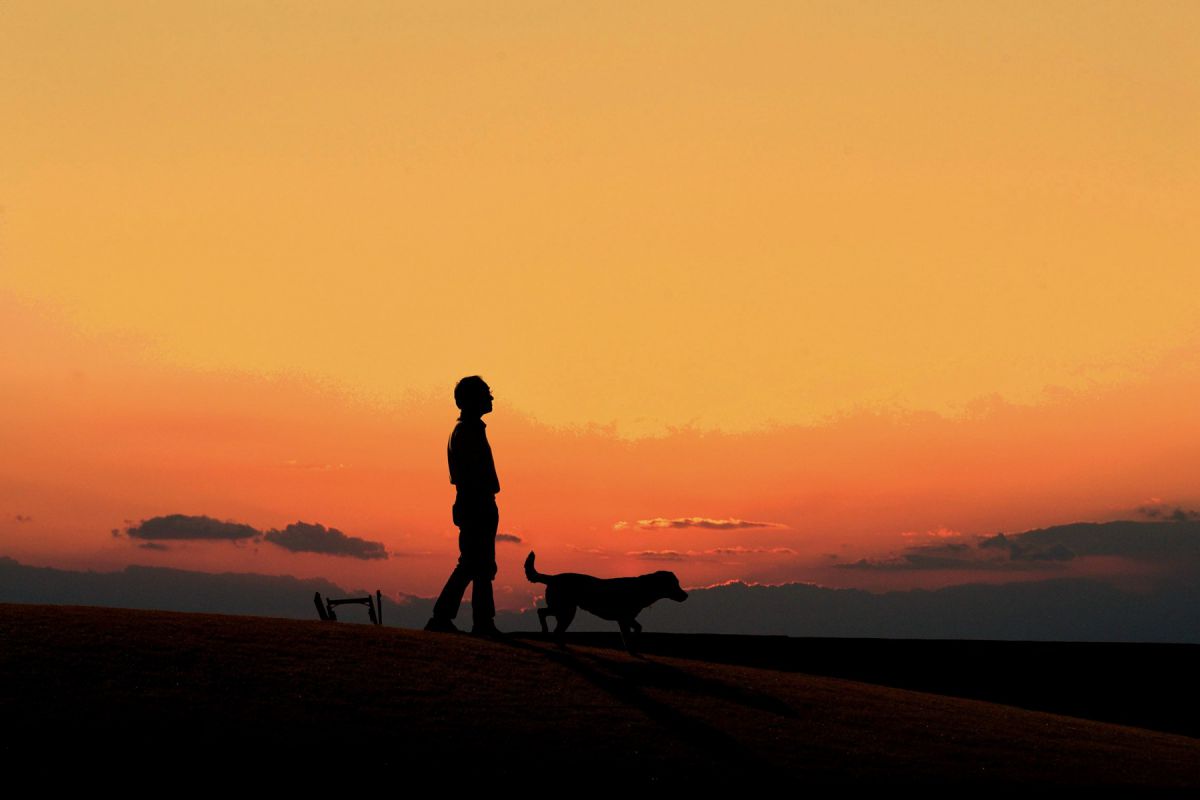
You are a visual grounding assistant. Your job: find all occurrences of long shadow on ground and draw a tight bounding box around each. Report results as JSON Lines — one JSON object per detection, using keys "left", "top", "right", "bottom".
{"left": 514, "top": 631, "right": 1200, "bottom": 738}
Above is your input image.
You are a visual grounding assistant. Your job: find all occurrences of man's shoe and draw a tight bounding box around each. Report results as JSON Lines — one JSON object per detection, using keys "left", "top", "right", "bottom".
{"left": 470, "top": 623, "right": 505, "bottom": 638}
{"left": 424, "top": 617, "right": 459, "bottom": 633}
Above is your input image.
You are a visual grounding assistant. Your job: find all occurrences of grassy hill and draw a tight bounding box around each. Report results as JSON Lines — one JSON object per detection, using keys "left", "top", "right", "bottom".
{"left": 2, "top": 603, "right": 1197, "bottom": 787}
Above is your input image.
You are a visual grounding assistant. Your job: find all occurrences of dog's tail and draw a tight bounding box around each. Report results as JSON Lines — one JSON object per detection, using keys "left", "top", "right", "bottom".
{"left": 524, "top": 551, "right": 549, "bottom": 584}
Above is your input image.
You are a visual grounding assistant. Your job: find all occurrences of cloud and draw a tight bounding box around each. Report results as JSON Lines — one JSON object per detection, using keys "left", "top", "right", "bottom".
{"left": 567, "top": 545, "right": 609, "bottom": 556}
{"left": 120, "top": 512, "right": 392, "bottom": 560}
{"left": 137, "top": 542, "right": 170, "bottom": 551}
{"left": 707, "top": 546, "right": 797, "bottom": 556}
{"left": 629, "top": 550, "right": 687, "bottom": 561}
{"left": 14, "top": 514, "right": 32, "bottom": 523}
{"left": 629, "top": 546, "right": 797, "bottom": 562}
{"left": 125, "top": 514, "right": 259, "bottom": 541}
{"left": 614, "top": 517, "right": 787, "bottom": 531}
{"left": 496, "top": 533, "right": 522, "bottom": 544}
{"left": 900, "top": 527, "right": 962, "bottom": 539}
{"left": 263, "top": 521, "right": 388, "bottom": 560}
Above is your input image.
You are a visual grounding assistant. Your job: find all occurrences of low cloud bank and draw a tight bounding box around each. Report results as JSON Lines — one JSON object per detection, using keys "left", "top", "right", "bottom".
{"left": 3, "top": 555, "right": 1198, "bottom": 642}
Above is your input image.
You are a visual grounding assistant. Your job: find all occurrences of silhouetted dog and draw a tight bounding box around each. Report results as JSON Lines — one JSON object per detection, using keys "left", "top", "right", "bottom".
{"left": 524, "top": 551, "right": 688, "bottom": 654}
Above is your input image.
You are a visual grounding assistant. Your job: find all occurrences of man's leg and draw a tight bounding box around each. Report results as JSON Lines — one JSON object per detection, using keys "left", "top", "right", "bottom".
{"left": 431, "top": 560, "right": 472, "bottom": 623}
{"left": 471, "top": 573, "right": 494, "bottom": 627}
{"left": 427, "top": 501, "right": 475, "bottom": 630}
{"left": 465, "top": 500, "right": 499, "bottom": 631}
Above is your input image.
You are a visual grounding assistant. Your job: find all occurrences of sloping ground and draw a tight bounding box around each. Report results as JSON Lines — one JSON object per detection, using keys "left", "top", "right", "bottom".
{"left": 2, "top": 604, "right": 1197, "bottom": 787}
{"left": 553, "top": 631, "right": 1200, "bottom": 737}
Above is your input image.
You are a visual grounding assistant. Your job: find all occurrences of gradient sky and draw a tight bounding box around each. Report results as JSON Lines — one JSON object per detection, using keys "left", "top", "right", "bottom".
{"left": 2, "top": 3, "right": 1198, "bottom": 609}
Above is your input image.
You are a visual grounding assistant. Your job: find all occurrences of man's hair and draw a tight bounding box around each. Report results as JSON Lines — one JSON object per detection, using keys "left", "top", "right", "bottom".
{"left": 454, "top": 375, "right": 489, "bottom": 410}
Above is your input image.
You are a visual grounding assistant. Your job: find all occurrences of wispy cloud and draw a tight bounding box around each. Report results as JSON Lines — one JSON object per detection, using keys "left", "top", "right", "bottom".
{"left": 707, "top": 546, "right": 797, "bottom": 556}
{"left": 629, "top": 546, "right": 796, "bottom": 562}
{"left": 496, "top": 533, "right": 522, "bottom": 544}
{"left": 899, "top": 527, "right": 963, "bottom": 539}
{"left": 14, "top": 514, "right": 33, "bottom": 523}
{"left": 614, "top": 517, "right": 787, "bottom": 531}
{"left": 629, "top": 550, "right": 686, "bottom": 561}
{"left": 568, "top": 545, "right": 609, "bottom": 556}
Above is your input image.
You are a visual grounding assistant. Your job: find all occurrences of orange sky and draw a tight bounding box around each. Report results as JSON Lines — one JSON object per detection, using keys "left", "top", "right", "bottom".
{"left": 2, "top": 3, "right": 1198, "bottom": 609}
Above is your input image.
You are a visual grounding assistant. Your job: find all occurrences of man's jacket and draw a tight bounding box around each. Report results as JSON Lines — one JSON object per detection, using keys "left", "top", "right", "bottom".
{"left": 447, "top": 417, "right": 500, "bottom": 496}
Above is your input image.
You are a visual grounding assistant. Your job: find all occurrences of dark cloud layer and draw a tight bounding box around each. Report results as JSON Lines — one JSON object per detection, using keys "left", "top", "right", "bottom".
{"left": 264, "top": 521, "right": 388, "bottom": 560}
{"left": 496, "top": 533, "right": 522, "bottom": 544}
{"left": 126, "top": 514, "right": 259, "bottom": 541}
{"left": 834, "top": 541, "right": 1036, "bottom": 572}
{"left": 1136, "top": 504, "right": 1200, "bottom": 522}
{"left": 837, "top": 520, "right": 1200, "bottom": 572}
{"left": 979, "top": 533, "right": 1074, "bottom": 562}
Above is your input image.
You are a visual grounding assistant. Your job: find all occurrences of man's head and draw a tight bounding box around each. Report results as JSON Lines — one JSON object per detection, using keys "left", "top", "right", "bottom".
{"left": 454, "top": 375, "right": 493, "bottom": 417}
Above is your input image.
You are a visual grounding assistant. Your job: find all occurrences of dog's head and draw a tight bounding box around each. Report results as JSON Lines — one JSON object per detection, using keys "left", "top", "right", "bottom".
{"left": 647, "top": 570, "right": 689, "bottom": 603}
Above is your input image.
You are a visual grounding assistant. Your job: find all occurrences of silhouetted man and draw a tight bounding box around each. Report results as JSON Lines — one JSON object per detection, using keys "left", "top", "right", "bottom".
{"left": 425, "top": 376, "right": 503, "bottom": 636}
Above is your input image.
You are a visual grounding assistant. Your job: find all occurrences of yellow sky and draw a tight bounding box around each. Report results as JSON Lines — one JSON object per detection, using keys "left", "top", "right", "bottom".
{"left": 4, "top": 2, "right": 1197, "bottom": 435}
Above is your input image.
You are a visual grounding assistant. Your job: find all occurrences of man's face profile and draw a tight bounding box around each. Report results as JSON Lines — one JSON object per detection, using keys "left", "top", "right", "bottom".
{"left": 457, "top": 377, "right": 493, "bottom": 417}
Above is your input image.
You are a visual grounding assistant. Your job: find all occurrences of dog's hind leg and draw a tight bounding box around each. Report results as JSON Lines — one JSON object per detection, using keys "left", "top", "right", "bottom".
{"left": 537, "top": 607, "right": 553, "bottom": 635}
{"left": 553, "top": 604, "right": 576, "bottom": 648}
{"left": 628, "top": 619, "right": 645, "bottom": 657}
{"left": 618, "top": 620, "right": 640, "bottom": 656}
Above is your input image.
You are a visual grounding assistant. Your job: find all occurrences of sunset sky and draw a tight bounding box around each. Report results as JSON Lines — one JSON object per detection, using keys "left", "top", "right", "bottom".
{"left": 3, "top": 3, "right": 1198, "bottom": 610}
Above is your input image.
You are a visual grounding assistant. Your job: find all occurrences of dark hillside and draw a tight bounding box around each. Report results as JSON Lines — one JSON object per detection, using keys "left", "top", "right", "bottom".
{"left": 2, "top": 604, "right": 1197, "bottom": 787}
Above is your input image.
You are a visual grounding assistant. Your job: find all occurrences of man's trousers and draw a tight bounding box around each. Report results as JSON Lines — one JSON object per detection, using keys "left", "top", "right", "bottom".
{"left": 432, "top": 495, "right": 498, "bottom": 626}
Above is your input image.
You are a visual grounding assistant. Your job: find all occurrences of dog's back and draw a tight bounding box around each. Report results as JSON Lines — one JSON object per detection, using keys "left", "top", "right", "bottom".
{"left": 548, "top": 574, "right": 647, "bottom": 622}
